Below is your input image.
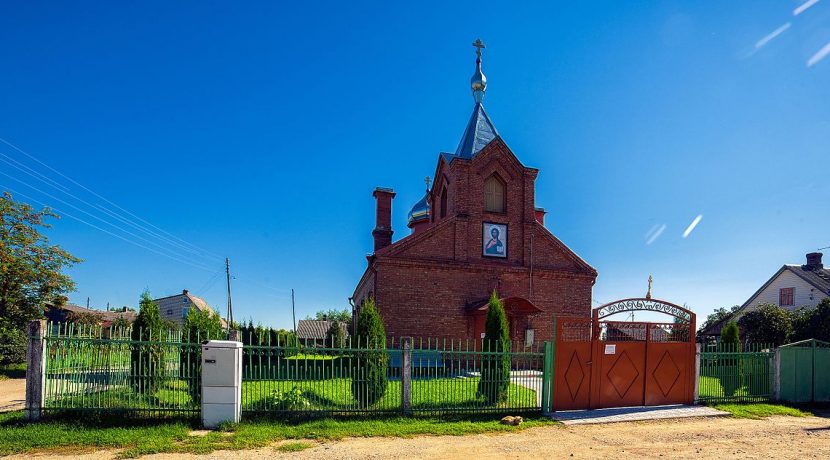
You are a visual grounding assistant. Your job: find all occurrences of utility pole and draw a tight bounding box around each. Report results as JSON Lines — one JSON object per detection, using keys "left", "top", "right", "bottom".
{"left": 291, "top": 289, "right": 297, "bottom": 333}
{"left": 86, "top": 297, "right": 90, "bottom": 309}
{"left": 226, "top": 257, "right": 234, "bottom": 331}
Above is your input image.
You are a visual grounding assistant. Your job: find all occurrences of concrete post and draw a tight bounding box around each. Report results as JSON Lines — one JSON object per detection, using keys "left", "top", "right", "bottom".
{"left": 773, "top": 348, "right": 781, "bottom": 401}
{"left": 693, "top": 343, "right": 701, "bottom": 404}
{"left": 25, "top": 320, "right": 46, "bottom": 421}
{"left": 401, "top": 337, "right": 413, "bottom": 415}
{"left": 228, "top": 330, "right": 240, "bottom": 342}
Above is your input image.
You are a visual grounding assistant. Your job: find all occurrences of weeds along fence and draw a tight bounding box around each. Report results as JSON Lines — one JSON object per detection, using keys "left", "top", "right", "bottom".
{"left": 697, "top": 342, "right": 775, "bottom": 403}
{"left": 41, "top": 322, "right": 202, "bottom": 417}
{"left": 241, "top": 334, "right": 546, "bottom": 416}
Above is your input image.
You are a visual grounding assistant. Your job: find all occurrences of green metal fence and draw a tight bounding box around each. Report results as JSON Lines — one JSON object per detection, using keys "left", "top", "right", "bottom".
{"left": 698, "top": 342, "right": 774, "bottom": 403}
{"left": 779, "top": 339, "right": 830, "bottom": 403}
{"left": 241, "top": 334, "right": 546, "bottom": 416}
{"left": 42, "top": 322, "right": 202, "bottom": 416}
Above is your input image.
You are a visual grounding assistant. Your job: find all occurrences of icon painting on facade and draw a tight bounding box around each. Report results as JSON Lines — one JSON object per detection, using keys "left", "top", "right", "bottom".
{"left": 482, "top": 222, "right": 507, "bottom": 258}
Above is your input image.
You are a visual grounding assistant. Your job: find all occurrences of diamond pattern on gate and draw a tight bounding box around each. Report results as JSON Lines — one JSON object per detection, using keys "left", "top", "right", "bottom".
{"left": 606, "top": 351, "right": 639, "bottom": 398}
{"left": 564, "top": 350, "right": 585, "bottom": 401}
{"left": 652, "top": 350, "right": 681, "bottom": 397}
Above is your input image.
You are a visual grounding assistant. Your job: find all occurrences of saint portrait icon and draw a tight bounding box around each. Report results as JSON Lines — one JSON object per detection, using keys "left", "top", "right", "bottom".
{"left": 482, "top": 223, "right": 507, "bottom": 258}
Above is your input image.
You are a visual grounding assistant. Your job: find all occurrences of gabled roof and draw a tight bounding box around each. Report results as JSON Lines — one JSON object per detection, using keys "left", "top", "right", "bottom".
{"left": 701, "top": 263, "right": 830, "bottom": 336}
{"left": 442, "top": 102, "right": 498, "bottom": 163}
{"left": 296, "top": 320, "right": 349, "bottom": 340}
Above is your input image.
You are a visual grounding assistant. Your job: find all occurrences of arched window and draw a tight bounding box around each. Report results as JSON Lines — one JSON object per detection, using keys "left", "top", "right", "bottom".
{"left": 484, "top": 174, "right": 505, "bottom": 213}
{"left": 440, "top": 187, "right": 448, "bottom": 218}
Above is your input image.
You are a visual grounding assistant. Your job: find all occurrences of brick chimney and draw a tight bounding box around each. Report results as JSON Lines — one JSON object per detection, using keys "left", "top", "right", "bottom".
{"left": 806, "top": 252, "right": 823, "bottom": 270}
{"left": 534, "top": 207, "right": 546, "bottom": 226}
{"left": 372, "top": 187, "right": 396, "bottom": 252}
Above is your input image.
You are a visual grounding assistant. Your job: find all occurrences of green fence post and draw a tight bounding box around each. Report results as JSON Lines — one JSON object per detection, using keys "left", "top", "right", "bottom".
{"left": 541, "top": 342, "right": 552, "bottom": 413}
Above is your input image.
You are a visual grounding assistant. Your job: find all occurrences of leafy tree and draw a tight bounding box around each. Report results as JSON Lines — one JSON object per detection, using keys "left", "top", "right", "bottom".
{"left": 307, "top": 308, "right": 351, "bottom": 323}
{"left": 698, "top": 305, "right": 741, "bottom": 335}
{"left": 719, "top": 320, "right": 741, "bottom": 397}
{"left": 477, "top": 291, "right": 511, "bottom": 404}
{"left": 0, "top": 192, "right": 80, "bottom": 363}
{"left": 183, "top": 307, "right": 224, "bottom": 342}
{"left": 351, "top": 298, "right": 387, "bottom": 406}
{"left": 130, "top": 290, "right": 168, "bottom": 394}
{"left": 792, "top": 298, "right": 830, "bottom": 342}
{"left": 326, "top": 321, "right": 347, "bottom": 348}
{"left": 737, "top": 303, "right": 793, "bottom": 346}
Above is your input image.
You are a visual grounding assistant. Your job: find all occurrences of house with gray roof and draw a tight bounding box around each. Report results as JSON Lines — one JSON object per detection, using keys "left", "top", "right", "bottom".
{"left": 154, "top": 289, "right": 224, "bottom": 327}
{"left": 296, "top": 319, "right": 349, "bottom": 345}
{"left": 701, "top": 252, "right": 829, "bottom": 337}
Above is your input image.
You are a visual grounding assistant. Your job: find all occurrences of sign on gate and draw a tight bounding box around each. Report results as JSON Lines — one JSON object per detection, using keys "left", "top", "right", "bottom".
{"left": 552, "top": 298, "right": 697, "bottom": 411}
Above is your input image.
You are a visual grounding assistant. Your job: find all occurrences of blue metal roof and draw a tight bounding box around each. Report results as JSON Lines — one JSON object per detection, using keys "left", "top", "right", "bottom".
{"left": 443, "top": 102, "right": 498, "bottom": 163}
{"left": 407, "top": 192, "right": 430, "bottom": 226}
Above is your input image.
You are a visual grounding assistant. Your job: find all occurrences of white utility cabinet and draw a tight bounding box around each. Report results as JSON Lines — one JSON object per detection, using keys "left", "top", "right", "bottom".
{"left": 201, "top": 340, "right": 242, "bottom": 428}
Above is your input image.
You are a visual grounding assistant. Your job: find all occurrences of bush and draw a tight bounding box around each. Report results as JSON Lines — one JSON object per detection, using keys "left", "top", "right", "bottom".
{"left": 477, "top": 291, "right": 510, "bottom": 404}
{"left": 719, "top": 320, "right": 741, "bottom": 397}
{"left": 181, "top": 307, "right": 225, "bottom": 403}
{"left": 130, "top": 291, "right": 168, "bottom": 394}
{"left": 326, "top": 321, "right": 347, "bottom": 348}
{"left": 351, "top": 298, "right": 388, "bottom": 406}
{"left": 268, "top": 386, "right": 311, "bottom": 411}
{"left": 737, "top": 304, "right": 792, "bottom": 346}
{"left": 792, "top": 298, "right": 830, "bottom": 342}
{"left": 0, "top": 320, "right": 26, "bottom": 365}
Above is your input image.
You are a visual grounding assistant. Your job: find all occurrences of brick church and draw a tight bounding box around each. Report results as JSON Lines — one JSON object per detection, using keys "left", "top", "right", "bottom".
{"left": 352, "top": 41, "right": 597, "bottom": 345}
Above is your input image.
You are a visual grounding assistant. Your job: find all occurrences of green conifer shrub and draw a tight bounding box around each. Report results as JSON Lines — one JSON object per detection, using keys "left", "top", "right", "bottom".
{"left": 130, "top": 290, "right": 168, "bottom": 394}
{"left": 719, "top": 320, "right": 742, "bottom": 397}
{"left": 477, "top": 291, "right": 511, "bottom": 404}
{"left": 351, "top": 298, "right": 388, "bottom": 406}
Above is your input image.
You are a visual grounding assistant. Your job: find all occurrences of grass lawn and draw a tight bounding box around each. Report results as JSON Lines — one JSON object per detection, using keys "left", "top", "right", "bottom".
{"left": 243, "top": 378, "right": 538, "bottom": 412}
{"left": 0, "top": 410, "right": 555, "bottom": 458}
{"left": 712, "top": 403, "right": 810, "bottom": 419}
{"left": 698, "top": 375, "right": 770, "bottom": 401}
{"left": 44, "top": 377, "right": 538, "bottom": 413}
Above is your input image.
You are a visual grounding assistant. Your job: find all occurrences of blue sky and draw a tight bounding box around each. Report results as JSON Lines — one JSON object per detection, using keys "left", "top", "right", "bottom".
{"left": 1, "top": 1, "right": 828, "bottom": 328}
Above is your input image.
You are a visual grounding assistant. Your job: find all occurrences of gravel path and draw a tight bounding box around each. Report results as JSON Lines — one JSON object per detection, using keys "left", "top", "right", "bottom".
{"left": 0, "top": 379, "right": 25, "bottom": 412}
{"left": 10, "top": 414, "right": 830, "bottom": 459}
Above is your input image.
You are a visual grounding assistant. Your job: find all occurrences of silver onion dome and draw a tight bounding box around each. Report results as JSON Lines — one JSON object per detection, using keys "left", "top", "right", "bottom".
{"left": 471, "top": 39, "right": 487, "bottom": 103}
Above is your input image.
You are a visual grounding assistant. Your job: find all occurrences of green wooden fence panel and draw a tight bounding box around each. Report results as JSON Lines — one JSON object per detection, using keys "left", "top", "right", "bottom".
{"left": 779, "top": 346, "right": 813, "bottom": 403}
{"left": 816, "top": 347, "right": 830, "bottom": 402}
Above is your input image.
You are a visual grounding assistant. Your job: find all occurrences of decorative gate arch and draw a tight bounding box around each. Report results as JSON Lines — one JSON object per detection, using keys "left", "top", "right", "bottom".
{"left": 552, "top": 298, "right": 696, "bottom": 411}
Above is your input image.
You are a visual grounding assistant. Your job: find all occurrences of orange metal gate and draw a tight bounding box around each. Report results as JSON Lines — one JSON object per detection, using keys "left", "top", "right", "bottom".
{"left": 552, "top": 298, "right": 696, "bottom": 411}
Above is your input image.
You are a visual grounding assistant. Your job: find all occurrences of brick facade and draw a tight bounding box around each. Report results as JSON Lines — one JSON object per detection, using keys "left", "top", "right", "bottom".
{"left": 353, "top": 136, "right": 597, "bottom": 345}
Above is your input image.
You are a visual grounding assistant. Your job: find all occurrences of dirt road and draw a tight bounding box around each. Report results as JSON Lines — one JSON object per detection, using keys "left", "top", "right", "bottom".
{"left": 12, "top": 414, "right": 830, "bottom": 459}
{"left": 0, "top": 379, "right": 25, "bottom": 412}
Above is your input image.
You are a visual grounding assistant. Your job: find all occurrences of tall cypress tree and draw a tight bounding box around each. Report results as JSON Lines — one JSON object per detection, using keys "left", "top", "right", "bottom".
{"left": 351, "top": 298, "right": 388, "bottom": 406}
{"left": 477, "top": 291, "right": 511, "bottom": 404}
{"left": 719, "top": 320, "right": 741, "bottom": 397}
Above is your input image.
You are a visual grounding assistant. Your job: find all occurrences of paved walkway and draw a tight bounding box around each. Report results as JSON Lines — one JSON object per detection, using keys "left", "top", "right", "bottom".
{"left": 551, "top": 404, "right": 728, "bottom": 424}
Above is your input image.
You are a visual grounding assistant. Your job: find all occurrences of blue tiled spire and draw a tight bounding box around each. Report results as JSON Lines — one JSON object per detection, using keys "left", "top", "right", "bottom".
{"left": 452, "top": 102, "right": 498, "bottom": 159}
{"left": 442, "top": 40, "right": 499, "bottom": 162}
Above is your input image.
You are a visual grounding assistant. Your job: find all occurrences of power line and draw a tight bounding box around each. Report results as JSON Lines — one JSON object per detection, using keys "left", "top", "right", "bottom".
{"left": 3, "top": 186, "right": 216, "bottom": 272}
{"left": 0, "top": 136, "right": 224, "bottom": 261}
{"left": 0, "top": 154, "right": 221, "bottom": 266}
{"left": 0, "top": 170, "right": 220, "bottom": 266}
